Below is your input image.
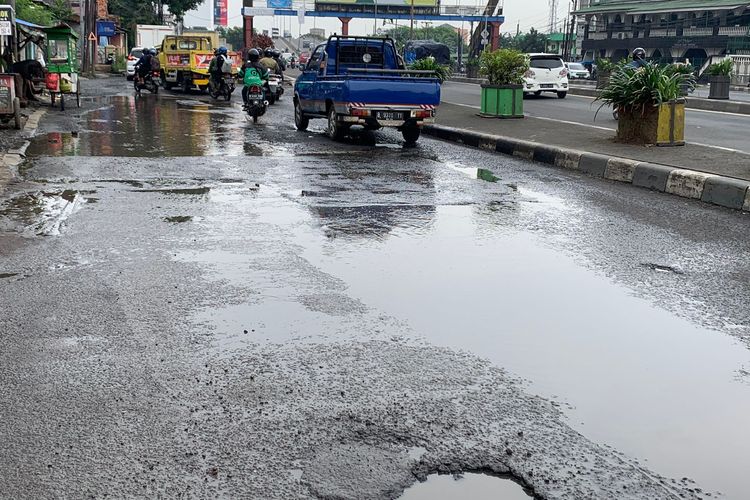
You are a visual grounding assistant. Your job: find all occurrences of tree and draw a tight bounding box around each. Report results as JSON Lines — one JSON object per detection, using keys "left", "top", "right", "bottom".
{"left": 502, "top": 28, "right": 548, "bottom": 53}
{"left": 216, "top": 26, "right": 243, "bottom": 50}
{"left": 165, "top": 0, "right": 201, "bottom": 24}
{"left": 16, "top": 0, "right": 53, "bottom": 25}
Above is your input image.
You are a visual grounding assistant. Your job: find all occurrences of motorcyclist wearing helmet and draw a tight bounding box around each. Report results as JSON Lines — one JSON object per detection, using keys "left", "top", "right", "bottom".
{"left": 628, "top": 47, "right": 648, "bottom": 69}
{"left": 209, "top": 46, "right": 229, "bottom": 93}
{"left": 134, "top": 48, "right": 154, "bottom": 85}
{"left": 272, "top": 49, "right": 287, "bottom": 72}
{"left": 259, "top": 47, "right": 281, "bottom": 77}
{"left": 239, "top": 48, "right": 270, "bottom": 107}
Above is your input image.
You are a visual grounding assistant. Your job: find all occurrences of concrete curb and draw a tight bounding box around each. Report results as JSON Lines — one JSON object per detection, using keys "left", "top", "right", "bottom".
{"left": 422, "top": 124, "right": 750, "bottom": 212}
{"left": 0, "top": 108, "right": 46, "bottom": 192}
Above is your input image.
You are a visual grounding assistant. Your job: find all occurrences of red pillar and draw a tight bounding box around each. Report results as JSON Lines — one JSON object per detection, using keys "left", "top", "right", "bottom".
{"left": 339, "top": 17, "right": 352, "bottom": 36}
{"left": 243, "top": 15, "right": 254, "bottom": 49}
{"left": 490, "top": 22, "right": 502, "bottom": 50}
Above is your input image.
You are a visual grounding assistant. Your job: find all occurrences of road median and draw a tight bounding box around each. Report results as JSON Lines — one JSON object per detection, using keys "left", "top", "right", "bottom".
{"left": 449, "top": 77, "right": 750, "bottom": 115}
{"left": 424, "top": 103, "right": 750, "bottom": 212}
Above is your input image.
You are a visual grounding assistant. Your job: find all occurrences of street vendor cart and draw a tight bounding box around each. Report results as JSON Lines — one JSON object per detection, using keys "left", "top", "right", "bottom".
{"left": 0, "top": 73, "right": 21, "bottom": 129}
{"left": 44, "top": 23, "right": 80, "bottom": 111}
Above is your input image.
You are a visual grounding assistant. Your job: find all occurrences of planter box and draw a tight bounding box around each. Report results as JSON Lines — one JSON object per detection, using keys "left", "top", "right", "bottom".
{"left": 616, "top": 99, "right": 685, "bottom": 146}
{"left": 708, "top": 75, "right": 730, "bottom": 99}
{"left": 596, "top": 71, "right": 611, "bottom": 89}
{"left": 480, "top": 84, "right": 523, "bottom": 118}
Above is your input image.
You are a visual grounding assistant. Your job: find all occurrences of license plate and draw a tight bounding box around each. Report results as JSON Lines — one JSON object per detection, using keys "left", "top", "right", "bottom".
{"left": 376, "top": 111, "right": 404, "bottom": 121}
{"left": 540, "top": 84, "right": 553, "bottom": 89}
{"left": 247, "top": 94, "right": 263, "bottom": 99}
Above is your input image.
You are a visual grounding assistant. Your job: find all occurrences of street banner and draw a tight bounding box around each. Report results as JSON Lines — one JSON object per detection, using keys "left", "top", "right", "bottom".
{"left": 214, "top": 0, "right": 228, "bottom": 26}
{"left": 268, "top": 0, "right": 293, "bottom": 8}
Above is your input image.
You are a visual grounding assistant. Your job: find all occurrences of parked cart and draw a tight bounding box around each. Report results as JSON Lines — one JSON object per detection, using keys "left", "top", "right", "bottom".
{"left": 0, "top": 73, "right": 22, "bottom": 129}
{"left": 44, "top": 23, "right": 80, "bottom": 111}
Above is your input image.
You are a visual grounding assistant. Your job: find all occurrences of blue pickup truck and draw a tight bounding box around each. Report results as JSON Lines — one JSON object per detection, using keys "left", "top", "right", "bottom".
{"left": 293, "top": 35, "right": 441, "bottom": 144}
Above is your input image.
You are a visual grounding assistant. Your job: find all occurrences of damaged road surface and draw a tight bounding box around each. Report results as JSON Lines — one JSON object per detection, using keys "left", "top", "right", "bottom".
{"left": 1, "top": 79, "right": 749, "bottom": 499}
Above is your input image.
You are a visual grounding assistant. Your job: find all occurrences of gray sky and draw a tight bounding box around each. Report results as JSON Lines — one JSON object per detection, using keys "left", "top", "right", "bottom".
{"left": 184, "top": 0, "right": 558, "bottom": 40}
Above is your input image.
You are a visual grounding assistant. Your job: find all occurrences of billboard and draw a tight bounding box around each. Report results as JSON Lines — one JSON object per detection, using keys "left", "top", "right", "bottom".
{"left": 214, "top": 0, "right": 227, "bottom": 26}
{"left": 267, "top": 0, "right": 293, "bottom": 8}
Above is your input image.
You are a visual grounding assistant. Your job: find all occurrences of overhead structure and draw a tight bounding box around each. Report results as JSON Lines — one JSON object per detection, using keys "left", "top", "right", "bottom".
{"left": 242, "top": 3, "right": 504, "bottom": 49}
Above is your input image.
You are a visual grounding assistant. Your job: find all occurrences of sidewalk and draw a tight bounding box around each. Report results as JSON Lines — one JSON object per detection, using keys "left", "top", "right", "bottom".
{"left": 425, "top": 103, "right": 750, "bottom": 211}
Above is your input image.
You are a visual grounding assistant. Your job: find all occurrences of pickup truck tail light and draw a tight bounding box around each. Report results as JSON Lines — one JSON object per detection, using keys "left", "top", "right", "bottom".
{"left": 411, "top": 109, "right": 434, "bottom": 119}
{"left": 559, "top": 68, "right": 569, "bottom": 77}
{"left": 350, "top": 108, "right": 370, "bottom": 117}
{"left": 524, "top": 70, "right": 535, "bottom": 78}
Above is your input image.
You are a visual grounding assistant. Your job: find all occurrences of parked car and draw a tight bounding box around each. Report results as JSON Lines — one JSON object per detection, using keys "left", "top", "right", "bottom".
{"left": 566, "top": 62, "right": 590, "bottom": 80}
{"left": 126, "top": 47, "right": 145, "bottom": 80}
{"left": 294, "top": 35, "right": 440, "bottom": 143}
{"left": 524, "top": 53, "right": 569, "bottom": 98}
{"left": 298, "top": 51, "right": 310, "bottom": 66}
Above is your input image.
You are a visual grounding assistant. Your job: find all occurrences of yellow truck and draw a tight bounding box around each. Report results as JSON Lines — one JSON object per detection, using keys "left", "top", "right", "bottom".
{"left": 158, "top": 35, "right": 239, "bottom": 92}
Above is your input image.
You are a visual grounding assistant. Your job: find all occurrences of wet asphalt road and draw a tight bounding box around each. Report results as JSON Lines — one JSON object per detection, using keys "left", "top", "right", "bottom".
{"left": 1, "top": 76, "right": 749, "bottom": 499}
{"left": 441, "top": 81, "right": 750, "bottom": 154}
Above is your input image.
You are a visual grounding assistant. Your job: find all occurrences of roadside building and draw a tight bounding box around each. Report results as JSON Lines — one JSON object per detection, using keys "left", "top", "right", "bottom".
{"left": 574, "top": 0, "right": 750, "bottom": 71}
{"left": 546, "top": 32, "right": 576, "bottom": 58}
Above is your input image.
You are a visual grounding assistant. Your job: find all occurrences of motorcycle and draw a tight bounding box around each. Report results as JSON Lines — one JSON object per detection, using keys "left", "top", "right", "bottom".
{"left": 244, "top": 84, "right": 267, "bottom": 124}
{"left": 134, "top": 70, "right": 159, "bottom": 95}
{"left": 265, "top": 76, "right": 282, "bottom": 105}
{"left": 209, "top": 72, "right": 235, "bottom": 101}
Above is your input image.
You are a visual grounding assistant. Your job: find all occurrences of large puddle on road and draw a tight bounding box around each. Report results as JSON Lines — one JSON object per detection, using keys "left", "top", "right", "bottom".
{"left": 399, "top": 473, "right": 533, "bottom": 500}
{"left": 26, "top": 96, "right": 250, "bottom": 157}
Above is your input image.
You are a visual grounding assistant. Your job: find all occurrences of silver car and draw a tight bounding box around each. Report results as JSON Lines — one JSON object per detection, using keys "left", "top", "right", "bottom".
{"left": 566, "top": 62, "right": 591, "bottom": 80}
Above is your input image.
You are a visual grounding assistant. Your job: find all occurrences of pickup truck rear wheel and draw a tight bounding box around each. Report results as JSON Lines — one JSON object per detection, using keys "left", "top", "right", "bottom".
{"left": 294, "top": 100, "right": 309, "bottom": 131}
{"left": 327, "top": 107, "right": 346, "bottom": 140}
{"left": 402, "top": 125, "right": 421, "bottom": 144}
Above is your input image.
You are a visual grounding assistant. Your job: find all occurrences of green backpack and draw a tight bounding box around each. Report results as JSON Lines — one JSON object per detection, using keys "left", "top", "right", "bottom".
{"left": 243, "top": 67, "right": 265, "bottom": 86}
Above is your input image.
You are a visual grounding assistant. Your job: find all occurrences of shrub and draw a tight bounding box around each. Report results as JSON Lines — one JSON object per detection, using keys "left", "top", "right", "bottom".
{"left": 596, "top": 63, "right": 695, "bottom": 116}
{"left": 595, "top": 58, "right": 617, "bottom": 73}
{"left": 479, "top": 48, "right": 528, "bottom": 86}
{"left": 706, "top": 58, "right": 734, "bottom": 76}
{"left": 410, "top": 56, "right": 452, "bottom": 83}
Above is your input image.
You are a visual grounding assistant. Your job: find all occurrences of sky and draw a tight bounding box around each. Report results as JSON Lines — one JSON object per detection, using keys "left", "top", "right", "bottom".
{"left": 183, "top": 0, "right": 564, "bottom": 40}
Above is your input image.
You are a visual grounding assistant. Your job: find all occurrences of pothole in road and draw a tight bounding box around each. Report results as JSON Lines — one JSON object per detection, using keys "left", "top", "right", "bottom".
{"left": 399, "top": 473, "right": 534, "bottom": 500}
{"left": 0, "top": 190, "right": 89, "bottom": 236}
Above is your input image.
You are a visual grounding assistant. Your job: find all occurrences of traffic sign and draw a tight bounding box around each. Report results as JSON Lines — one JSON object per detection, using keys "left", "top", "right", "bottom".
{"left": 88, "top": 32, "right": 96, "bottom": 41}
{"left": 481, "top": 28, "right": 489, "bottom": 37}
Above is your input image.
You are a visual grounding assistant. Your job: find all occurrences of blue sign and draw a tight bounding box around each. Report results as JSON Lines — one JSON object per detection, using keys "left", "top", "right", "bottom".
{"left": 96, "top": 20, "right": 116, "bottom": 37}
{"left": 267, "top": 0, "right": 292, "bottom": 8}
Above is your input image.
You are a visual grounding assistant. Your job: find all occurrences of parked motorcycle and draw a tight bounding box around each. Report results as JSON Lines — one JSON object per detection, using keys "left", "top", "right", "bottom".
{"left": 134, "top": 71, "right": 159, "bottom": 95}
{"left": 244, "top": 84, "right": 268, "bottom": 123}
{"left": 209, "top": 72, "right": 235, "bottom": 101}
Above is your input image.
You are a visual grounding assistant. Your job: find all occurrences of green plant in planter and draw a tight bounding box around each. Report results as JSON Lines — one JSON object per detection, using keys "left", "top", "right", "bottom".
{"left": 706, "top": 58, "right": 733, "bottom": 99}
{"left": 665, "top": 63, "right": 696, "bottom": 95}
{"left": 477, "top": 49, "right": 529, "bottom": 118}
{"left": 465, "top": 57, "right": 480, "bottom": 78}
{"left": 479, "top": 48, "right": 528, "bottom": 85}
{"left": 409, "top": 56, "right": 452, "bottom": 83}
{"left": 706, "top": 58, "right": 734, "bottom": 76}
{"left": 596, "top": 63, "right": 692, "bottom": 145}
{"left": 595, "top": 58, "right": 617, "bottom": 74}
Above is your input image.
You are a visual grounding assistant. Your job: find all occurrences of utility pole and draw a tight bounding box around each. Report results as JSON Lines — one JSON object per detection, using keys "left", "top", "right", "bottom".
{"left": 409, "top": 0, "right": 414, "bottom": 40}
{"left": 516, "top": 21, "right": 519, "bottom": 36}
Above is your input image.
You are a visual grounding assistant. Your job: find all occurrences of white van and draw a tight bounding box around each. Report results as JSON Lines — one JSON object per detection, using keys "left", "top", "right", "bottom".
{"left": 524, "top": 53, "right": 569, "bottom": 98}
